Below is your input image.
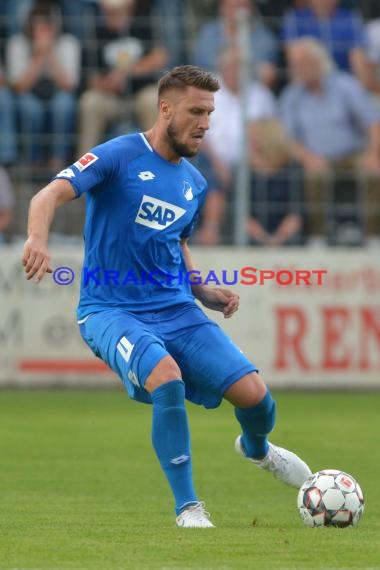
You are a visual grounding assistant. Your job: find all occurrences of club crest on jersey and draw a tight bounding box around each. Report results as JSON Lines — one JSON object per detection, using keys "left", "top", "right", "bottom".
{"left": 135, "top": 195, "right": 186, "bottom": 230}
{"left": 182, "top": 181, "right": 193, "bottom": 201}
{"left": 74, "top": 152, "right": 98, "bottom": 172}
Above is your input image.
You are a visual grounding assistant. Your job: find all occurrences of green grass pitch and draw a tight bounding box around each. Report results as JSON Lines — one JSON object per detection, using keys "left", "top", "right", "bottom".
{"left": 0, "top": 390, "right": 379, "bottom": 570}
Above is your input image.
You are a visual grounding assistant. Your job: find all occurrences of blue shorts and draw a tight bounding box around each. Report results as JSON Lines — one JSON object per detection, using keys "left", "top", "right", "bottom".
{"left": 79, "top": 302, "right": 257, "bottom": 409}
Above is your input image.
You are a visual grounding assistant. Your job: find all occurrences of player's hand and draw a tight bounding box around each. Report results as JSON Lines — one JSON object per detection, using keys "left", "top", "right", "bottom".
{"left": 199, "top": 287, "right": 240, "bottom": 318}
{"left": 22, "top": 237, "right": 53, "bottom": 283}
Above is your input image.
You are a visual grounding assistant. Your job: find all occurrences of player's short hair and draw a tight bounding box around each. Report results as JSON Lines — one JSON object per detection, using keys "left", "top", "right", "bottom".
{"left": 158, "top": 66, "right": 220, "bottom": 98}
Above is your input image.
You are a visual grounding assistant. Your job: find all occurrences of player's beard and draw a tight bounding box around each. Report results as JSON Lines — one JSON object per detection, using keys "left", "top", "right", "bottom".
{"left": 166, "top": 121, "right": 199, "bottom": 158}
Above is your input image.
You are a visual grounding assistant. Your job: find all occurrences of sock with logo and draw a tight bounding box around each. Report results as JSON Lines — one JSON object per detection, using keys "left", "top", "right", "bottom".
{"left": 235, "top": 390, "right": 276, "bottom": 459}
{"left": 151, "top": 380, "right": 198, "bottom": 514}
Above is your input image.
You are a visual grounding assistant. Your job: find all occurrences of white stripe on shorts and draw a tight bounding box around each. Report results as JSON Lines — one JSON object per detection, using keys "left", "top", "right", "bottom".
{"left": 117, "top": 336, "right": 134, "bottom": 363}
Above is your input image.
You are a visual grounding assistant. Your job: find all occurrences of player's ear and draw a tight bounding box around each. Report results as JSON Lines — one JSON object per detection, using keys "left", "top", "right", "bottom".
{"left": 159, "top": 98, "right": 172, "bottom": 120}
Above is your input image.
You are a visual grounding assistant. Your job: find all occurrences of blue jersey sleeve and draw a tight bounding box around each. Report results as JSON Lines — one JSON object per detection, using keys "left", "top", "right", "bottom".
{"left": 54, "top": 141, "right": 119, "bottom": 197}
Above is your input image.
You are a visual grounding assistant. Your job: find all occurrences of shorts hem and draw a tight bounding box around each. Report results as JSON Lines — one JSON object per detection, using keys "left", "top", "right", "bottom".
{"left": 221, "top": 364, "right": 259, "bottom": 395}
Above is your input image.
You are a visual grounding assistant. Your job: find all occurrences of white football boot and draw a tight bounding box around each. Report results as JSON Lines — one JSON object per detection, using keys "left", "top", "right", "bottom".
{"left": 176, "top": 501, "right": 215, "bottom": 528}
{"left": 235, "top": 436, "right": 312, "bottom": 488}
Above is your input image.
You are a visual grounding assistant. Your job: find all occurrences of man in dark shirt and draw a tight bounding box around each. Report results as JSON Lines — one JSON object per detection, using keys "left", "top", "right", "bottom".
{"left": 78, "top": 0, "right": 168, "bottom": 155}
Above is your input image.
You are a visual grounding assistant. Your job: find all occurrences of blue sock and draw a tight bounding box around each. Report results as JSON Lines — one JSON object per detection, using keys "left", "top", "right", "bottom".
{"left": 235, "top": 390, "right": 276, "bottom": 459}
{"left": 151, "top": 380, "right": 198, "bottom": 514}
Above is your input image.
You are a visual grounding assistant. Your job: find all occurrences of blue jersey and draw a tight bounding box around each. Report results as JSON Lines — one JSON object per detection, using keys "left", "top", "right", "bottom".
{"left": 55, "top": 133, "right": 207, "bottom": 319}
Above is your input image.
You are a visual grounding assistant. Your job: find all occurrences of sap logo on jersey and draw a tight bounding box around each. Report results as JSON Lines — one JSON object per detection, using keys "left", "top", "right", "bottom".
{"left": 135, "top": 195, "right": 186, "bottom": 230}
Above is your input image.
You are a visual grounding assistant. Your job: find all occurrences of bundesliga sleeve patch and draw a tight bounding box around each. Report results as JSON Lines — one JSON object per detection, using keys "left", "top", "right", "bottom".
{"left": 74, "top": 152, "right": 99, "bottom": 172}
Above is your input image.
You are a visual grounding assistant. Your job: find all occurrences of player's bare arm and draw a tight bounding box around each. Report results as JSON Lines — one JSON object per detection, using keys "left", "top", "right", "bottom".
{"left": 181, "top": 238, "right": 239, "bottom": 319}
{"left": 22, "top": 179, "right": 76, "bottom": 283}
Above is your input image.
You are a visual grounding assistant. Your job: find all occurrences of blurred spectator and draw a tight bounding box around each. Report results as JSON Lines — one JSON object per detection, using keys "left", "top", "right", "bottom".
{"left": 193, "top": 0, "right": 279, "bottom": 89}
{"left": 255, "top": 0, "right": 297, "bottom": 32}
{"left": 0, "top": 167, "right": 15, "bottom": 244}
{"left": 280, "top": 38, "right": 380, "bottom": 244}
{"left": 6, "top": 2, "right": 80, "bottom": 170}
{"left": 186, "top": 0, "right": 217, "bottom": 24}
{"left": 78, "top": 0, "right": 168, "bottom": 156}
{"left": 281, "top": 0, "right": 373, "bottom": 88}
{"left": 2, "top": 0, "right": 95, "bottom": 40}
{"left": 0, "top": 64, "right": 17, "bottom": 165}
{"left": 247, "top": 119, "right": 303, "bottom": 246}
{"left": 195, "top": 46, "right": 301, "bottom": 245}
{"left": 154, "top": 0, "right": 187, "bottom": 66}
{"left": 366, "top": 19, "right": 380, "bottom": 110}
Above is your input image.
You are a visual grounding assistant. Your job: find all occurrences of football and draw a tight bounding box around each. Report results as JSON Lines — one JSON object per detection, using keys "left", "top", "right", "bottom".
{"left": 297, "top": 469, "right": 364, "bottom": 528}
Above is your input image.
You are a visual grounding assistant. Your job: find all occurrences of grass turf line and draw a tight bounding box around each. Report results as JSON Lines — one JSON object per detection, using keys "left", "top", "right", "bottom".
{"left": 0, "top": 391, "right": 378, "bottom": 570}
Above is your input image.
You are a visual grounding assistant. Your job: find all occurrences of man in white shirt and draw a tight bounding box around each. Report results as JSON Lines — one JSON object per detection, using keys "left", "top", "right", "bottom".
{"left": 6, "top": 3, "right": 80, "bottom": 170}
{"left": 195, "top": 45, "right": 276, "bottom": 245}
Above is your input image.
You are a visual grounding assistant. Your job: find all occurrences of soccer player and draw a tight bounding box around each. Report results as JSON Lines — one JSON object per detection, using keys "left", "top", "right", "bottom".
{"left": 22, "top": 65, "right": 311, "bottom": 528}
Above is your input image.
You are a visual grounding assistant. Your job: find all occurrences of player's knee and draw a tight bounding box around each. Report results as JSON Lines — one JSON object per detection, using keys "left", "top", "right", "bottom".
{"left": 144, "top": 355, "right": 182, "bottom": 394}
{"left": 224, "top": 371, "right": 267, "bottom": 407}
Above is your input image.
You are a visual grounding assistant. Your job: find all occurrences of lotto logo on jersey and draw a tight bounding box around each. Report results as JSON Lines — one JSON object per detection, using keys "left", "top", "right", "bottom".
{"left": 135, "top": 195, "right": 186, "bottom": 230}
{"left": 74, "top": 152, "right": 99, "bottom": 172}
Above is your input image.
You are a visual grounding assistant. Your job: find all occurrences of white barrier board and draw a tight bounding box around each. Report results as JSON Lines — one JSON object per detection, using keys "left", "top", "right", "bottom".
{"left": 1, "top": 246, "right": 379, "bottom": 388}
